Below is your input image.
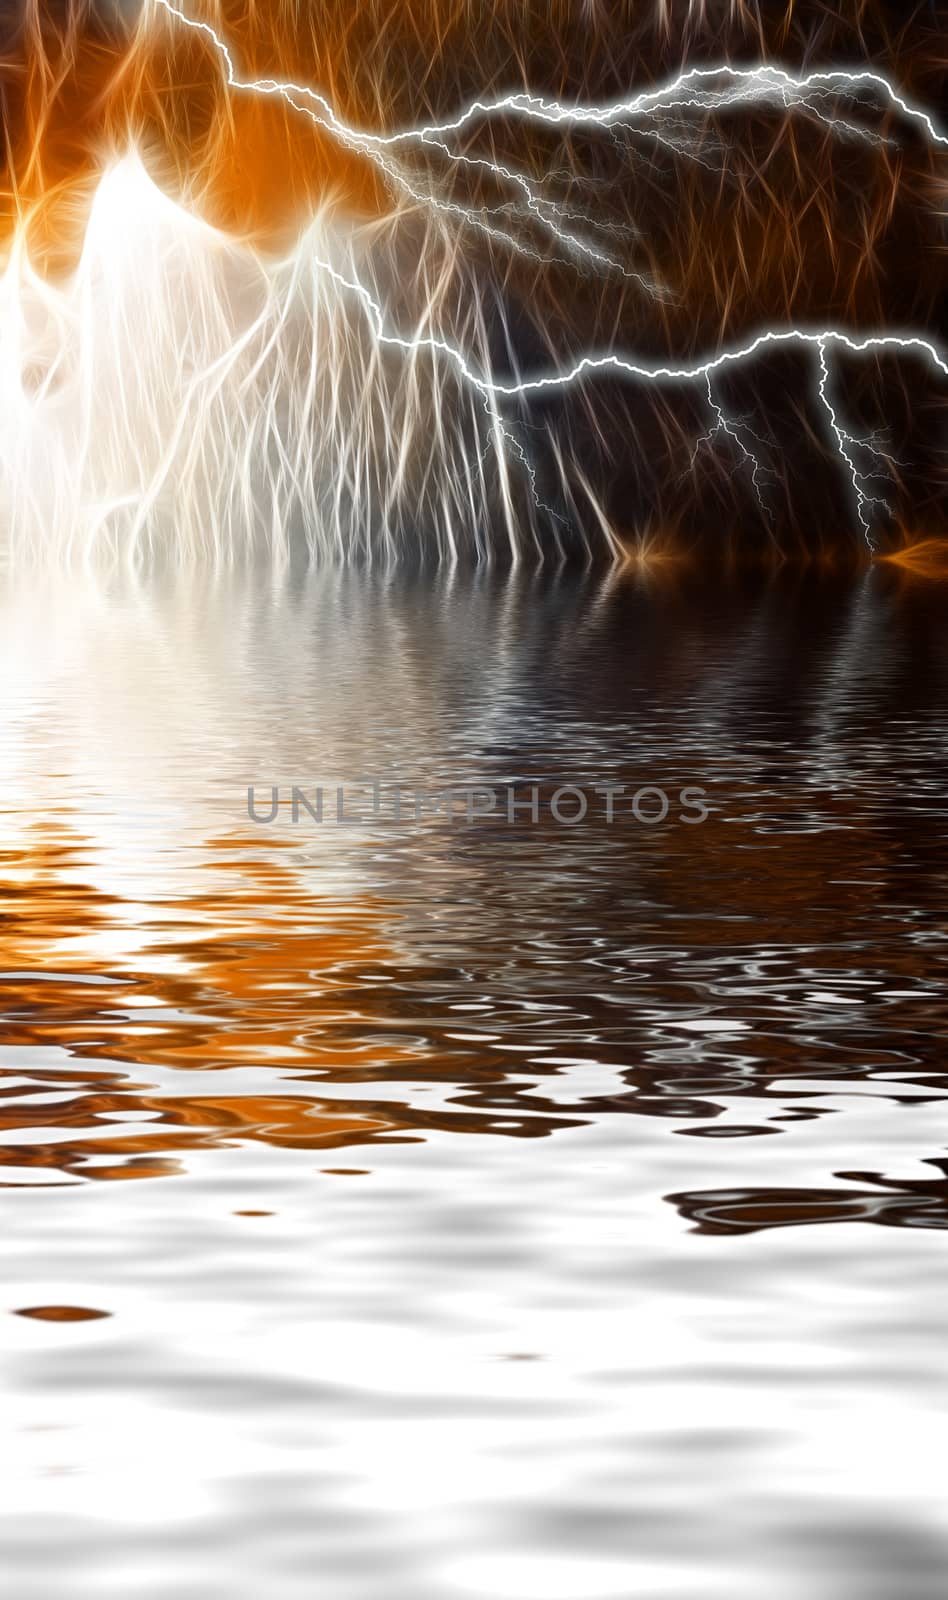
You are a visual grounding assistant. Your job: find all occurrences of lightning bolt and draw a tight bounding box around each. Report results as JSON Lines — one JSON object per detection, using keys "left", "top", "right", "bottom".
{"left": 149, "top": 0, "right": 946, "bottom": 283}
{"left": 151, "top": 3, "right": 948, "bottom": 153}
{"left": 690, "top": 376, "right": 773, "bottom": 522}
{"left": 815, "top": 338, "right": 892, "bottom": 550}
{"left": 143, "top": 0, "right": 946, "bottom": 548}
{"left": 149, "top": 0, "right": 668, "bottom": 287}
{"left": 413, "top": 65, "right": 946, "bottom": 148}
{"left": 317, "top": 249, "right": 947, "bottom": 539}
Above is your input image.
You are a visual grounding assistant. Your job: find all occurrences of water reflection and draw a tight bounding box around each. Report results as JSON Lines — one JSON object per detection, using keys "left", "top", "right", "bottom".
{"left": 2, "top": 564, "right": 948, "bottom": 1218}
{"left": 672, "top": 1160, "right": 948, "bottom": 1235}
{"left": 3, "top": 562, "right": 948, "bottom": 1597}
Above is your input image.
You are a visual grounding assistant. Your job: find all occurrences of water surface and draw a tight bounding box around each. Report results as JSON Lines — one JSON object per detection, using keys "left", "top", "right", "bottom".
{"left": 2, "top": 564, "right": 947, "bottom": 1598}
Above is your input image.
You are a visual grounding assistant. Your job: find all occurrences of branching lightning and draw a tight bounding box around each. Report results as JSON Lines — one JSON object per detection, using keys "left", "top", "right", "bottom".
{"left": 690, "top": 376, "right": 773, "bottom": 522}
{"left": 815, "top": 339, "right": 894, "bottom": 549}
{"left": 0, "top": 0, "right": 944, "bottom": 564}
{"left": 154, "top": 0, "right": 947, "bottom": 545}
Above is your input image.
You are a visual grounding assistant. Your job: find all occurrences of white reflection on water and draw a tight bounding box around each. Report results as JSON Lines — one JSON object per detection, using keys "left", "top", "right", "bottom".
{"left": 1, "top": 565, "right": 947, "bottom": 1599}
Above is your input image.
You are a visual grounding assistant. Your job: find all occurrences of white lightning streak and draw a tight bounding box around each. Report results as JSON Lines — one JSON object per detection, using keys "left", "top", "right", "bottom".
{"left": 89, "top": 4, "right": 948, "bottom": 551}
{"left": 150, "top": 0, "right": 946, "bottom": 279}
{"left": 146, "top": 0, "right": 948, "bottom": 372}
{"left": 815, "top": 338, "right": 890, "bottom": 549}
{"left": 302, "top": 235, "right": 946, "bottom": 540}
{"left": 149, "top": 0, "right": 659, "bottom": 281}
{"left": 414, "top": 133, "right": 660, "bottom": 287}
{"left": 691, "top": 375, "right": 772, "bottom": 521}
{"left": 392, "top": 63, "right": 948, "bottom": 150}
{"left": 282, "top": 252, "right": 948, "bottom": 396}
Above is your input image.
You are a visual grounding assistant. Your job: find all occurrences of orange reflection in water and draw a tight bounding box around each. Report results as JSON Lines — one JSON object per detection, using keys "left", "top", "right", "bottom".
{"left": 0, "top": 807, "right": 581, "bottom": 1185}
{"left": 0, "top": 821, "right": 410, "bottom": 1180}
{"left": 1, "top": 757, "right": 945, "bottom": 1193}
{"left": 3, "top": 567, "right": 948, "bottom": 1239}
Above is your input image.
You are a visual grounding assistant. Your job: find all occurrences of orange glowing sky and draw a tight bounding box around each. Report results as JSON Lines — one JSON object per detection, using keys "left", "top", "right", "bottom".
{"left": 2, "top": 2, "right": 393, "bottom": 276}
{"left": 4, "top": 0, "right": 943, "bottom": 307}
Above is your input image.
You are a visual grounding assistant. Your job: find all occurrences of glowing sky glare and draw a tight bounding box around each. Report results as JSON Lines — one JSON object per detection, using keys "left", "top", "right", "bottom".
{"left": 0, "top": 151, "right": 514, "bottom": 566}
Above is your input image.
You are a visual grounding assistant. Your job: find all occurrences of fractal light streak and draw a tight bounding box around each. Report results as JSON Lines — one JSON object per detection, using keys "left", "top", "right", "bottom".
{"left": 0, "top": 0, "right": 944, "bottom": 563}
{"left": 0, "top": 155, "right": 503, "bottom": 564}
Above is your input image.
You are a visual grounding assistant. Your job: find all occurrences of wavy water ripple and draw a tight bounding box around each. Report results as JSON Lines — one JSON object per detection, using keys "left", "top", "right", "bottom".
{"left": 1, "top": 564, "right": 947, "bottom": 1598}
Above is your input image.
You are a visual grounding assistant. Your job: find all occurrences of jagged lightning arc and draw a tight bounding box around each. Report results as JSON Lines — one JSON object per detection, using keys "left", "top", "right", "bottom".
{"left": 149, "top": 0, "right": 948, "bottom": 549}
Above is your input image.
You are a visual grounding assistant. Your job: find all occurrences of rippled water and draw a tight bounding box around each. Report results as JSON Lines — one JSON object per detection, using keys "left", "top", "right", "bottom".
{"left": 2, "top": 563, "right": 947, "bottom": 1598}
